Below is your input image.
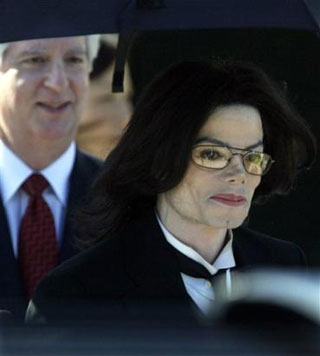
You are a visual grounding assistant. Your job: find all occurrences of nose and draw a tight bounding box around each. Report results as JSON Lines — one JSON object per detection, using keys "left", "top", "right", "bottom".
{"left": 43, "top": 62, "right": 68, "bottom": 93}
{"left": 222, "top": 154, "right": 247, "bottom": 184}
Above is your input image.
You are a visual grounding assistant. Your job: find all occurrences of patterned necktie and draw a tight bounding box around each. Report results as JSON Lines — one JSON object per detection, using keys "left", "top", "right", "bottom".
{"left": 18, "top": 173, "right": 59, "bottom": 299}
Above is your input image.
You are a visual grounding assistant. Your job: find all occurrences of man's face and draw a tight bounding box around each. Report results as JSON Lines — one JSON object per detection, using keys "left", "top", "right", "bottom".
{"left": 157, "top": 104, "right": 263, "bottom": 231}
{"left": 0, "top": 36, "right": 89, "bottom": 150}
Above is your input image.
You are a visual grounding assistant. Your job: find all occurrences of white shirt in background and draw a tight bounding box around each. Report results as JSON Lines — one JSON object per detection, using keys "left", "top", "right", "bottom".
{"left": 0, "top": 140, "right": 76, "bottom": 257}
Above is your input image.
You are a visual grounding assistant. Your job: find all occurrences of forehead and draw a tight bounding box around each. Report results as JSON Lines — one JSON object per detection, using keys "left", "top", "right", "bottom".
{"left": 5, "top": 36, "right": 87, "bottom": 57}
{"left": 198, "top": 104, "right": 263, "bottom": 146}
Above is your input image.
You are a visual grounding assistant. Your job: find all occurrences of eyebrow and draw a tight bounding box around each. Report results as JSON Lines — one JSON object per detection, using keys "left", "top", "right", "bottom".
{"left": 64, "top": 48, "right": 87, "bottom": 56}
{"left": 19, "top": 50, "right": 47, "bottom": 57}
{"left": 18, "top": 47, "right": 87, "bottom": 57}
{"left": 194, "top": 136, "right": 263, "bottom": 150}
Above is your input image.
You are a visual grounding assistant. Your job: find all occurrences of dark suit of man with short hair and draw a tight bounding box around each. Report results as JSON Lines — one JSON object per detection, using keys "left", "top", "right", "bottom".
{"left": 0, "top": 35, "right": 102, "bottom": 319}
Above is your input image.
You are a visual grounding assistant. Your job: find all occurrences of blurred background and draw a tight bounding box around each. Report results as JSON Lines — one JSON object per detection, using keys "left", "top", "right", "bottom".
{"left": 76, "top": 34, "right": 133, "bottom": 159}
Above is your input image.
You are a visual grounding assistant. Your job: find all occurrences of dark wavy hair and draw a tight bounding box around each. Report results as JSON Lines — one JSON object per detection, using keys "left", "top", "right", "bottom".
{"left": 76, "top": 59, "right": 316, "bottom": 246}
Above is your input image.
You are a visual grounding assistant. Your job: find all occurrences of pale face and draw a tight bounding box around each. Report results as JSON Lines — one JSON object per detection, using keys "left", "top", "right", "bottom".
{"left": 0, "top": 37, "right": 90, "bottom": 151}
{"left": 157, "top": 104, "right": 263, "bottom": 232}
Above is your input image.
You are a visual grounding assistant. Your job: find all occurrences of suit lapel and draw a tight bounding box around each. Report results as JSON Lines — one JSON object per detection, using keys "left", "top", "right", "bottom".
{"left": 121, "top": 213, "right": 189, "bottom": 301}
{"left": 0, "top": 196, "right": 24, "bottom": 298}
{"left": 0, "top": 149, "right": 102, "bottom": 317}
{"left": 60, "top": 150, "right": 101, "bottom": 262}
{"left": 0, "top": 150, "right": 101, "bottom": 294}
{"left": 232, "top": 227, "right": 269, "bottom": 269}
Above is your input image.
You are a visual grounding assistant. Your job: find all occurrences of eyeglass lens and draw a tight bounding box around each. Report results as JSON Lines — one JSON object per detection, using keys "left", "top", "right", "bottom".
{"left": 192, "top": 146, "right": 272, "bottom": 175}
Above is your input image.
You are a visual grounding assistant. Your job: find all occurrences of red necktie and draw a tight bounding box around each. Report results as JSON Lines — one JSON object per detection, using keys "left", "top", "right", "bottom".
{"left": 18, "top": 174, "right": 59, "bottom": 299}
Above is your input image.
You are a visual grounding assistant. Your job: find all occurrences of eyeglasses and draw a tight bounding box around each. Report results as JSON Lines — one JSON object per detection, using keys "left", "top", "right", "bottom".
{"left": 191, "top": 145, "right": 274, "bottom": 176}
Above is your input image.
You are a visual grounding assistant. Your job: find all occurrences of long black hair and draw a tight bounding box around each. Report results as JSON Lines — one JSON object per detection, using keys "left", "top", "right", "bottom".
{"left": 76, "top": 59, "right": 316, "bottom": 246}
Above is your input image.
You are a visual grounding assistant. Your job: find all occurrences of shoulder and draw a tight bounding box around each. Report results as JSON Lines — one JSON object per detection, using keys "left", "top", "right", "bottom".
{"left": 233, "top": 227, "right": 307, "bottom": 268}
{"left": 35, "top": 231, "right": 129, "bottom": 299}
{"left": 28, "top": 218, "right": 161, "bottom": 323}
{"left": 28, "top": 231, "right": 133, "bottom": 322}
{"left": 39, "top": 214, "right": 160, "bottom": 285}
{"left": 74, "top": 149, "right": 103, "bottom": 172}
{"left": 41, "top": 216, "right": 158, "bottom": 291}
{"left": 68, "top": 149, "right": 103, "bottom": 189}
{"left": 234, "top": 227, "right": 300, "bottom": 249}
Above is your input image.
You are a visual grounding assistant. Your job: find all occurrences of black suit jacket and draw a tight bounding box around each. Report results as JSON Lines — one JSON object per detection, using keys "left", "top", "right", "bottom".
{"left": 0, "top": 150, "right": 102, "bottom": 319}
{"left": 28, "top": 212, "right": 306, "bottom": 325}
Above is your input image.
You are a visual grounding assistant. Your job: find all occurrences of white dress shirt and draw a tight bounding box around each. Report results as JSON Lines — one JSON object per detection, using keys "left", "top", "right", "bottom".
{"left": 156, "top": 214, "right": 236, "bottom": 315}
{"left": 0, "top": 140, "right": 76, "bottom": 257}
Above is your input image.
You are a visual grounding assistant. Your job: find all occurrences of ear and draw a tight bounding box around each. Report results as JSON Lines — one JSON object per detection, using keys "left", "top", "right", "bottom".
{"left": 0, "top": 43, "right": 12, "bottom": 72}
{"left": 0, "top": 55, "right": 5, "bottom": 72}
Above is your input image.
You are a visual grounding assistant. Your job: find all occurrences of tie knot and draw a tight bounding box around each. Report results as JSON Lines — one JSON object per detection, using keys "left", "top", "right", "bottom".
{"left": 22, "top": 174, "right": 49, "bottom": 196}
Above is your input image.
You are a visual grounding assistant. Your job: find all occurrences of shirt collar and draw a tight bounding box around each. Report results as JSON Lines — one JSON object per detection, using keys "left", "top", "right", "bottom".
{"left": 0, "top": 140, "right": 76, "bottom": 206}
{"left": 156, "top": 213, "right": 236, "bottom": 275}
{"left": 0, "top": 140, "right": 33, "bottom": 203}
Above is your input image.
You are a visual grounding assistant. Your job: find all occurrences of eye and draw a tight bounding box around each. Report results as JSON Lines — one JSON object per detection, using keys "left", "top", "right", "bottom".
{"left": 245, "top": 152, "right": 269, "bottom": 173}
{"left": 247, "top": 152, "right": 265, "bottom": 165}
{"left": 22, "top": 56, "right": 47, "bottom": 65}
{"left": 65, "top": 56, "right": 85, "bottom": 64}
{"left": 199, "top": 148, "right": 222, "bottom": 161}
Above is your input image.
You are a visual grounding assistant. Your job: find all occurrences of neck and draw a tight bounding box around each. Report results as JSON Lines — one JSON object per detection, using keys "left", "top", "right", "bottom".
{"left": 156, "top": 204, "right": 227, "bottom": 264}
{"left": 2, "top": 136, "right": 72, "bottom": 170}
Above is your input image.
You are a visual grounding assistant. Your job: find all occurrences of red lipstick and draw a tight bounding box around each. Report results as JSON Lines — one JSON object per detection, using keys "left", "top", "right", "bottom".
{"left": 210, "top": 194, "right": 247, "bottom": 207}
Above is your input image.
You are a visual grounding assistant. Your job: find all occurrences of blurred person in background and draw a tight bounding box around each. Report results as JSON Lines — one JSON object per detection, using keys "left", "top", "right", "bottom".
{"left": 27, "top": 59, "right": 316, "bottom": 325}
{"left": 76, "top": 35, "right": 132, "bottom": 159}
{"left": 0, "top": 34, "right": 102, "bottom": 319}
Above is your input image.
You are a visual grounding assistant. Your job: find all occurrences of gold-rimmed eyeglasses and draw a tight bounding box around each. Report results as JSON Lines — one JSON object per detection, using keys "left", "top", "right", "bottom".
{"left": 191, "top": 145, "right": 275, "bottom": 176}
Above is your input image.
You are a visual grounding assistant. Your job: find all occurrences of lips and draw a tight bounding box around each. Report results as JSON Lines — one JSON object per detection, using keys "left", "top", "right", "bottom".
{"left": 37, "top": 101, "right": 71, "bottom": 114}
{"left": 210, "top": 194, "right": 247, "bottom": 207}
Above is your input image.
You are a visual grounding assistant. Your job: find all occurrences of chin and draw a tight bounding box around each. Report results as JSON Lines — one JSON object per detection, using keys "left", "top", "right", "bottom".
{"left": 208, "top": 215, "right": 246, "bottom": 229}
{"left": 226, "top": 214, "right": 248, "bottom": 228}
{"left": 36, "top": 123, "right": 75, "bottom": 139}
{"left": 226, "top": 220, "right": 245, "bottom": 229}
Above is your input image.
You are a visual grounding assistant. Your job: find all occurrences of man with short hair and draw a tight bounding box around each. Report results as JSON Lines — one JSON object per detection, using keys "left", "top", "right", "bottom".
{"left": 0, "top": 35, "right": 102, "bottom": 319}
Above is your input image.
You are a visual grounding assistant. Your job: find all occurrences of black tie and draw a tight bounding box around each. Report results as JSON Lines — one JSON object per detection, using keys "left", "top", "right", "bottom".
{"left": 173, "top": 248, "right": 227, "bottom": 281}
